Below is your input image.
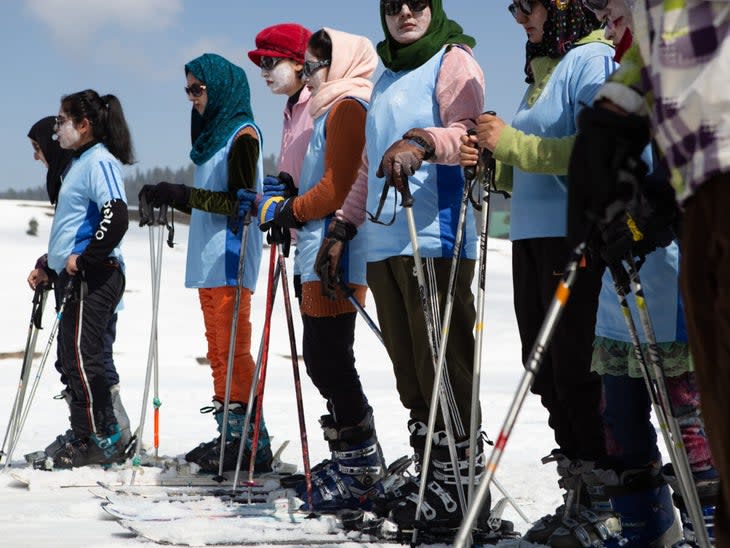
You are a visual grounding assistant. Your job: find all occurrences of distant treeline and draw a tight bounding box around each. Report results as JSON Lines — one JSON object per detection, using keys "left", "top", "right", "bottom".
{"left": 0, "top": 154, "right": 278, "bottom": 205}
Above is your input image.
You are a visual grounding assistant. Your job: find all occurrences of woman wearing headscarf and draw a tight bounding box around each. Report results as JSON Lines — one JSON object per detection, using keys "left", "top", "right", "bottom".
{"left": 258, "top": 28, "right": 383, "bottom": 512}
{"left": 321, "top": 0, "right": 487, "bottom": 531}
{"left": 26, "top": 117, "right": 131, "bottom": 461}
{"left": 139, "top": 53, "right": 271, "bottom": 474}
{"left": 460, "top": 1, "right": 623, "bottom": 544}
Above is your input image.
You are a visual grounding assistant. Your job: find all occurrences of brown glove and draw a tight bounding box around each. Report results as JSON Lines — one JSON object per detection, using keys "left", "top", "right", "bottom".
{"left": 314, "top": 219, "right": 357, "bottom": 300}
{"left": 376, "top": 128, "right": 435, "bottom": 192}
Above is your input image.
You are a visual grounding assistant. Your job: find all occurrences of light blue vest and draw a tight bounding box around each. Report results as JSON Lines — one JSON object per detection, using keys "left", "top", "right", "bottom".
{"left": 364, "top": 47, "right": 476, "bottom": 262}
{"left": 295, "top": 98, "right": 368, "bottom": 286}
{"left": 48, "top": 143, "right": 126, "bottom": 273}
{"left": 596, "top": 242, "right": 687, "bottom": 343}
{"left": 185, "top": 123, "right": 263, "bottom": 291}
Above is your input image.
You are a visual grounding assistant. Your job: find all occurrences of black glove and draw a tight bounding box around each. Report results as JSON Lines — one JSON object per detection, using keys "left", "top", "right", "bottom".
{"left": 567, "top": 104, "right": 651, "bottom": 248}
{"left": 258, "top": 196, "right": 302, "bottom": 232}
{"left": 376, "top": 128, "right": 435, "bottom": 193}
{"left": 138, "top": 182, "right": 191, "bottom": 209}
{"left": 314, "top": 220, "right": 357, "bottom": 300}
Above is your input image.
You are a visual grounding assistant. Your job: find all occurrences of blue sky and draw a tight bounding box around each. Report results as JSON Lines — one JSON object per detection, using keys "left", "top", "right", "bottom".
{"left": 1, "top": 1, "right": 527, "bottom": 192}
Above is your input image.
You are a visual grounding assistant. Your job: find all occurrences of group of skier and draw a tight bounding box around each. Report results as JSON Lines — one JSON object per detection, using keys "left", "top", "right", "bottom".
{"left": 18, "top": 0, "right": 729, "bottom": 546}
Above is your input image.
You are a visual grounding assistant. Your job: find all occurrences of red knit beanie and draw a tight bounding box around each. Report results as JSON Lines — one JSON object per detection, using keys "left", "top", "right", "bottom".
{"left": 248, "top": 23, "right": 312, "bottom": 67}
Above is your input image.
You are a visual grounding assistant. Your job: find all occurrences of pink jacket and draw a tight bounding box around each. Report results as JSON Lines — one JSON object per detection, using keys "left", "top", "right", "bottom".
{"left": 277, "top": 85, "right": 314, "bottom": 187}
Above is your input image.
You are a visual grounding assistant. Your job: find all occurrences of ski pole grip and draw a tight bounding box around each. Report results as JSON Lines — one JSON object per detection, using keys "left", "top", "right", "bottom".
{"left": 464, "top": 128, "right": 478, "bottom": 181}
{"left": 399, "top": 183, "right": 414, "bottom": 208}
{"left": 480, "top": 111, "right": 497, "bottom": 166}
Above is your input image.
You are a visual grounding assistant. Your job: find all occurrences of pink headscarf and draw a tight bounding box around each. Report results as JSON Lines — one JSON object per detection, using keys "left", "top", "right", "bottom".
{"left": 308, "top": 27, "right": 378, "bottom": 120}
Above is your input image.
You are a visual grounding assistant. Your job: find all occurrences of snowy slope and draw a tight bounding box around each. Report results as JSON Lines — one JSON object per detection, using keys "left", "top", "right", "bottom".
{"left": 0, "top": 199, "right": 562, "bottom": 547}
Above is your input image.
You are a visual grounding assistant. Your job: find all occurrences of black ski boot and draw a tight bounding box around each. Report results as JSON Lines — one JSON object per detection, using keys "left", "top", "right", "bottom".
{"left": 294, "top": 409, "right": 386, "bottom": 512}
{"left": 523, "top": 452, "right": 622, "bottom": 546}
{"left": 186, "top": 399, "right": 272, "bottom": 474}
{"left": 389, "top": 425, "right": 491, "bottom": 533}
{"left": 52, "top": 423, "right": 125, "bottom": 469}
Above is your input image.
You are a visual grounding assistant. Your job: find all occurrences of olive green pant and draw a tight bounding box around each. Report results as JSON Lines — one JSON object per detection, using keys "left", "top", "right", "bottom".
{"left": 367, "top": 256, "right": 480, "bottom": 435}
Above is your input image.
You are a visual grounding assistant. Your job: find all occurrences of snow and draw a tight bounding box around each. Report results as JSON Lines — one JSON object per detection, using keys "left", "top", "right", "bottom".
{"left": 0, "top": 199, "right": 563, "bottom": 546}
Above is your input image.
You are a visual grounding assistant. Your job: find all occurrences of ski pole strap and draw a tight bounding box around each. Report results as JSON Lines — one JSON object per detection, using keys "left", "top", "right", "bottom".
{"left": 31, "top": 285, "right": 48, "bottom": 330}
{"left": 166, "top": 208, "right": 175, "bottom": 248}
{"left": 138, "top": 194, "right": 155, "bottom": 227}
{"left": 366, "top": 183, "right": 397, "bottom": 226}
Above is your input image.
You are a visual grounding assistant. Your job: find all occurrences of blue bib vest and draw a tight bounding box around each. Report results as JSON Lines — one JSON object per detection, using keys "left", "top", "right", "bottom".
{"left": 295, "top": 98, "right": 368, "bottom": 286}
{"left": 364, "top": 47, "right": 476, "bottom": 262}
{"left": 185, "top": 123, "right": 264, "bottom": 291}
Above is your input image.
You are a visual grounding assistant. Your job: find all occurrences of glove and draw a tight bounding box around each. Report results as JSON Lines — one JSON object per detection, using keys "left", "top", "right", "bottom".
{"left": 263, "top": 171, "right": 297, "bottom": 199}
{"left": 138, "top": 182, "right": 191, "bottom": 209}
{"left": 376, "top": 128, "right": 435, "bottom": 192}
{"left": 236, "top": 188, "right": 257, "bottom": 219}
{"left": 314, "top": 219, "right": 357, "bottom": 300}
{"left": 258, "top": 196, "right": 301, "bottom": 232}
{"left": 567, "top": 104, "right": 651, "bottom": 248}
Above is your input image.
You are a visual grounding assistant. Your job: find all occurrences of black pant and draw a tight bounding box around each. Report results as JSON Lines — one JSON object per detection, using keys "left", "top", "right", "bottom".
{"left": 512, "top": 238, "right": 605, "bottom": 460}
{"left": 367, "top": 256, "right": 478, "bottom": 433}
{"left": 55, "top": 264, "right": 125, "bottom": 439}
{"left": 302, "top": 312, "right": 369, "bottom": 427}
{"left": 54, "top": 312, "right": 119, "bottom": 387}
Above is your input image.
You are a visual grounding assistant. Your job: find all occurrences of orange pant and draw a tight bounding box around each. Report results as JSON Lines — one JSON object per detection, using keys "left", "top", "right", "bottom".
{"left": 198, "top": 287, "right": 255, "bottom": 404}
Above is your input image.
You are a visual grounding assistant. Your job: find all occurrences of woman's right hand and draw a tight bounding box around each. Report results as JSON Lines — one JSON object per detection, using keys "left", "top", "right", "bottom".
{"left": 27, "top": 268, "right": 49, "bottom": 290}
{"left": 459, "top": 134, "right": 479, "bottom": 167}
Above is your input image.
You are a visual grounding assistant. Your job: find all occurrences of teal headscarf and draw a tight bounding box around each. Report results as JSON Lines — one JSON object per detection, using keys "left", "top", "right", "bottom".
{"left": 185, "top": 53, "right": 254, "bottom": 166}
{"left": 376, "top": 0, "right": 476, "bottom": 72}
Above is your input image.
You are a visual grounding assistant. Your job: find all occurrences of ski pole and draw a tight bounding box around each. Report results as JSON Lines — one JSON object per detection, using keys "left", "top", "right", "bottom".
{"left": 337, "top": 279, "right": 384, "bottom": 345}
{"left": 0, "top": 284, "right": 49, "bottom": 463}
{"left": 621, "top": 257, "right": 711, "bottom": 547}
{"left": 3, "top": 277, "right": 75, "bottom": 470}
{"left": 454, "top": 236, "right": 591, "bottom": 548}
{"left": 231, "top": 242, "right": 279, "bottom": 492}
{"left": 399, "top": 185, "right": 470, "bottom": 546}
{"left": 130, "top": 203, "right": 168, "bottom": 484}
{"left": 278, "top": 247, "right": 314, "bottom": 510}
{"left": 152, "top": 206, "right": 167, "bottom": 458}
{"left": 214, "top": 214, "right": 253, "bottom": 482}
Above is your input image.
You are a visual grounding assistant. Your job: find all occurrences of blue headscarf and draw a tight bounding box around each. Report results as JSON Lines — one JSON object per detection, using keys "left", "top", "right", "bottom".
{"left": 185, "top": 53, "right": 254, "bottom": 165}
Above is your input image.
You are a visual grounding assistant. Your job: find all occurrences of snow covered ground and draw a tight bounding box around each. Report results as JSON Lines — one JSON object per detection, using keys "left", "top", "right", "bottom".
{"left": 0, "top": 199, "right": 564, "bottom": 547}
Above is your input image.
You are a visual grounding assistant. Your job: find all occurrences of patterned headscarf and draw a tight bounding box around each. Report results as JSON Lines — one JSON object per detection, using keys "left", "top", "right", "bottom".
{"left": 185, "top": 53, "right": 254, "bottom": 165}
{"left": 377, "top": 0, "right": 476, "bottom": 72}
{"left": 524, "top": 0, "right": 600, "bottom": 82}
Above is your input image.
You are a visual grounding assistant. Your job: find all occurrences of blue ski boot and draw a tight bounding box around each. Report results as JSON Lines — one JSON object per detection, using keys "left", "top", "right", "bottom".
{"left": 295, "top": 410, "right": 386, "bottom": 512}
{"left": 186, "top": 399, "right": 272, "bottom": 473}
{"left": 663, "top": 463, "right": 719, "bottom": 546}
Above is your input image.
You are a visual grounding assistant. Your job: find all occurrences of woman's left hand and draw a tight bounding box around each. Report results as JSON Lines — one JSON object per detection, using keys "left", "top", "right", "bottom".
{"left": 65, "top": 254, "right": 80, "bottom": 275}
{"left": 475, "top": 113, "right": 507, "bottom": 152}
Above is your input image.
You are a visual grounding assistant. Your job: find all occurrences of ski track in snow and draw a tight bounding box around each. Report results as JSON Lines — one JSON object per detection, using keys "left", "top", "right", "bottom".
{"left": 0, "top": 199, "right": 579, "bottom": 546}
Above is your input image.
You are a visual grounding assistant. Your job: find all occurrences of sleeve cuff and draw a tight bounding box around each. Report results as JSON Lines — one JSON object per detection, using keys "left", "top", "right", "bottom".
{"left": 594, "top": 82, "right": 649, "bottom": 116}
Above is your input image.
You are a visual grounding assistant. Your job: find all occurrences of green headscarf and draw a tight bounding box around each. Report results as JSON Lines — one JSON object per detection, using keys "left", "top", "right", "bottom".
{"left": 376, "top": 0, "right": 476, "bottom": 72}
{"left": 185, "top": 53, "right": 254, "bottom": 166}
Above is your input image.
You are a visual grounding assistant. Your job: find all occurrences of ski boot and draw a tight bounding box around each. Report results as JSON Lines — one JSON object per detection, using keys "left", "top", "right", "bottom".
{"left": 524, "top": 452, "right": 622, "bottom": 546}
{"left": 109, "top": 384, "right": 131, "bottom": 449}
{"left": 388, "top": 426, "right": 492, "bottom": 533}
{"left": 186, "top": 399, "right": 272, "bottom": 474}
{"left": 294, "top": 409, "right": 386, "bottom": 512}
{"left": 663, "top": 463, "right": 718, "bottom": 546}
{"left": 52, "top": 423, "right": 125, "bottom": 469}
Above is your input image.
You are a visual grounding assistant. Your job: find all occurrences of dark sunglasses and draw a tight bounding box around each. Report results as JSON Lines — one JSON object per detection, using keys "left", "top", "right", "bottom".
{"left": 302, "top": 59, "right": 330, "bottom": 78}
{"left": 381, "top": 0, "right": 429, "bottom": 17}
{"left": 184, "top": 83, "right": 207, "bottom": 98}
{"left": 260, "top": 56, "right": 285, "bottom": 71}
{"left": 581, "top": 0, "right": 608, "bottom": 10}
{"left": 507, "top": 0, "right": 537, "bottom": 19}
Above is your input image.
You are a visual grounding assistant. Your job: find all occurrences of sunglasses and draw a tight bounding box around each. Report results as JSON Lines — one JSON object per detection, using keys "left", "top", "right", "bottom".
{"left": 302, "top": 59, "right": 330, "bottom": 78}
{"left": 581, "top": 0, "right": 608, "bottom": 10}
{"left": 54, "top": 115, "right": 72, "bottom": 128}
{"left": 184, "top": 83, "right": 207, "bottom": 98}
{"left": 507, "top": 0, "right": 537, "bottom": 19}
{"left": 381, "top": 0, "right": 429, "bottom": 17}
{"left": 260, "top": 56, "right": 285, "bottom": 71}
